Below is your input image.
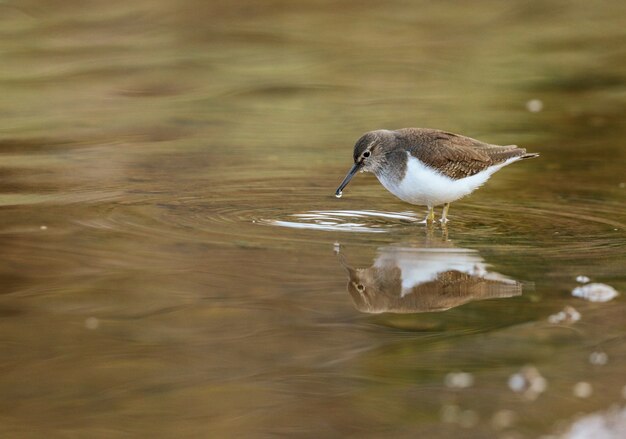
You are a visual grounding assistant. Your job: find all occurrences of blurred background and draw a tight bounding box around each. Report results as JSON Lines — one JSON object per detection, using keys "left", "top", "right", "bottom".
{"left": 1, "top": 1, "right": 625, "bottom": 437}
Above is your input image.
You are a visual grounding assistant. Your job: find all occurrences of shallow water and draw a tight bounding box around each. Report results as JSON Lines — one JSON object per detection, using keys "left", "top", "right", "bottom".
{"left": 1, "top": 1, "right": 625, "bottom": 437}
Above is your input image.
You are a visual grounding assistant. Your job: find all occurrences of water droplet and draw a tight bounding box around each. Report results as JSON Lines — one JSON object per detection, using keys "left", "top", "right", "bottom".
{"left": 508, "top": 366, "right": 547, "bottom": 400}
{"left": 440, "top": 404, "right": 460, "bottom": 424}
{"left": 576, "top": 275, "right": 590, "bottom": 284}
{"left": 335, "top": 191, "right": 342, "bottom": 198}
{"left": 491, "top": 410, "right": 517, "bottom": 430}
{"left": 333, "top": 242, "right": 341, "bottom": 254}
{"left": 548, "top": 305, "right": 580, "bottom": 324}
{"left": 445, "top": 372, "right": 474, "bottom": 389}
{"left": 526, "top": 99, "right": 543, "bottom": 112}
{"left": 589, "top": 351, "right": 608, "bottom": 366}
{"left": 573, "top": 382, "right": 593, "bottom": 398}
{"left": 572, "top": 283, "right": 619, "bottom": 302}
{"left": 508, "top": 374, "right": 526, "bottom": 392}
{"left": 85, "top": 317, "right": 99, "bottom": 330}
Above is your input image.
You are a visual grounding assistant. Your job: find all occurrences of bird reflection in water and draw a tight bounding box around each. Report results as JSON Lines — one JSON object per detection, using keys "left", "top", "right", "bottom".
{"left": 338, "top": 241, "right": 522, "bottom": 314}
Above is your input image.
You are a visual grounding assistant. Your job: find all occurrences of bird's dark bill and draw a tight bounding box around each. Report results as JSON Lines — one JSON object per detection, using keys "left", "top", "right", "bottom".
{"left": 335, "top": 163, "right": 361, "bottom": 196}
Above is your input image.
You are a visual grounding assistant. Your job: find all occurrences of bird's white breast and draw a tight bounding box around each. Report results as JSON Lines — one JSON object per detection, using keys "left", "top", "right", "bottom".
{"left": 377, "top": 153, "right": 519, "bottom": 207}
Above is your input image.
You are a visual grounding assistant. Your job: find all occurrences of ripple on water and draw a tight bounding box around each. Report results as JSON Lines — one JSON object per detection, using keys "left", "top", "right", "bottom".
{"left": 73, "top": 193, "right": 626, "bottom": 260}
{"left": 454, "top": 201, "right": 626, "bottom": 257}
{"left": 259, "top": 210, "right": 421, "bottom": 233}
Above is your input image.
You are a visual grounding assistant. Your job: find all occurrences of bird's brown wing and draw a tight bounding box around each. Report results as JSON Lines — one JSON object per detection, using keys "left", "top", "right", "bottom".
{"left": 397, "top": 128, "right": 527, "bottom": 180}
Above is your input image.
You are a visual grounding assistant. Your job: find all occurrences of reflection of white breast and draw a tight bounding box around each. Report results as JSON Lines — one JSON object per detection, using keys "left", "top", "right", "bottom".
{"left": 375, "top": 247, "right": 514, "bottom": 297}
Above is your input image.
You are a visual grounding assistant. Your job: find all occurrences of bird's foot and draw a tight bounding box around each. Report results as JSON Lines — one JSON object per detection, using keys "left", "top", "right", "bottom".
{"left": 440, "top": 203, "right": 451, "bottom": 224}
{"left": 422, "top": 206, "right": 436, "bottom": 224}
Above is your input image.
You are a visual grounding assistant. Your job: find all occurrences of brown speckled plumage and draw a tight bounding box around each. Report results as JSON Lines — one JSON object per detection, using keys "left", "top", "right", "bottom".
{"left": 354, "top": 128, "right": 538, "bottom": 181}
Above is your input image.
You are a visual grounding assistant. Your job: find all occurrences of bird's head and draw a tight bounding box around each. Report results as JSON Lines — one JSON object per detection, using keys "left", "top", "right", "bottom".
{"left": 335, "top": 130, "right": 395, "bottom": 196}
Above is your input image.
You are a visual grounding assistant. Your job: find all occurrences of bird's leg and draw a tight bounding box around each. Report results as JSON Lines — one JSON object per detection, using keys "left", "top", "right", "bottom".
{"left": 426, "top": 206, "right": 435, "bottom": 223}
{"left": 418, "top": 206, "right": 435, "bottom": 224}
{"left": 440, "top": 203, "right": 450, "bottom": 224}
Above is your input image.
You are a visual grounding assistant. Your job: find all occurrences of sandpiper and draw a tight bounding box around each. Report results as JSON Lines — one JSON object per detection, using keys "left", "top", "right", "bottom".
{"left": 335, "top": 128, "right": 539, "bottom": 223}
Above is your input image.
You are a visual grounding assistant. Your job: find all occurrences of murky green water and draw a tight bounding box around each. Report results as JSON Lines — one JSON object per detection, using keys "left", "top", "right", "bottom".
{"left": 1, "top": 1, "right": 625, "bottom": 437}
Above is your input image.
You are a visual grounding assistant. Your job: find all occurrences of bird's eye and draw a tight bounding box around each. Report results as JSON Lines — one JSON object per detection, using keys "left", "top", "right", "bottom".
{"left": 363, "top": 151, "right": 371, "bottom": 158}
{"left": 356, "top": 284, "right": 365, "bottom": 292}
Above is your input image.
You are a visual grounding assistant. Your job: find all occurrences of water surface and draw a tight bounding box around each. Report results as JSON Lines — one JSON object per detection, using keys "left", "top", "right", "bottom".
{"left": 1, "top": 1, "right": 625, "bottom": 437}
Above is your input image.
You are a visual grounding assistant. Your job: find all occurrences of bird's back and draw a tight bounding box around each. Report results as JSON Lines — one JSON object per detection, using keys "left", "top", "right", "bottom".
{"left": 394, "top": 128, "right": 536, "bottom": 180}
